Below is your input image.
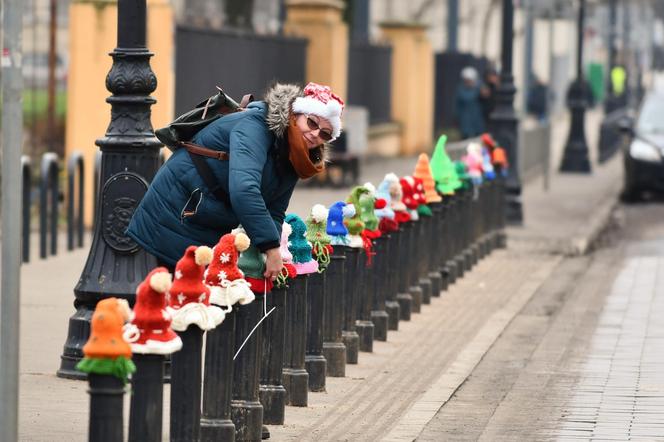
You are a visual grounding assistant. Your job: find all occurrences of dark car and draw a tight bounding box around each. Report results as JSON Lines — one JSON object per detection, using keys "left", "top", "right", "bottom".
{"left": 621, "top": 92, "right": 664, "bottom": 201}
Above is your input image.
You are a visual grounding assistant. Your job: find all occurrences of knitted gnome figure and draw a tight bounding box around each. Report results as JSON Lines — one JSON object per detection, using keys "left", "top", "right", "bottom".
{"left": 235, "top": 226, "right": 274, "bottom": 294}
{"left": 305, "top": 204, "right": 333, "bottom": 271}
{"left": 413, "top": 153, "right": 442, "bottom": 204}
{"left": 482, "top": 147, "right": 496, "bottom": 180}
{"left": 76, "top": 297, "right": 136, "bottom": 384}
{"left": 492, "top": 146, "right": 509, "bottom": 177}
{"left": 382, "top": 173, "right": 410, "bottom": 224}
{"left": 360, "top": 182, "right": 382, "bottom": 239}
{"left": 125, "top": 268, "right": 183, "bottom": 355}
{"left": 326, "top": 201, "right": 355, "bottom": 246}
{"left": 344, "top": 186, "right": 369, "bottom": 248}
{"left": 399, "top": 176, "right": 421, "bottom": 221}
{"left": 463, "top": 142, "right": 484, "bottom": 186}
{"left": 430, "top": 135, "right": 462, "bottom": 195}
{"left": 454, "top": 161, "right": 472, "bottom": 190}
{"left": 375, "top": 176, "right": 398, "bottom": 233}
{"left": 167, "top": 245, "right": 225, "bottom": 331}
{"left": 206, "top": 232, "right": 255, "bottom": 310}
{"left": 285, "top": 213, "right": 319, "bottom": 274}
{"left": 275, "top": 221, "right": 298, "bottom": 288}
{"left": 413, "top": 176, "right": 433, "bottom": 217}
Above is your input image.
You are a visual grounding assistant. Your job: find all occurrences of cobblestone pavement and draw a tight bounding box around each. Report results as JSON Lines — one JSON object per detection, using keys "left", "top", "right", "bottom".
{"left": 418, "top": 202, "right": 664, "bottom": 441}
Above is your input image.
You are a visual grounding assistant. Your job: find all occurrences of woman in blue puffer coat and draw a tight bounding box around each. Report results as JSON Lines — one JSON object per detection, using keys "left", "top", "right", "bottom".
{"left": 127, "top": 82, "right": 344, "bottom": 280}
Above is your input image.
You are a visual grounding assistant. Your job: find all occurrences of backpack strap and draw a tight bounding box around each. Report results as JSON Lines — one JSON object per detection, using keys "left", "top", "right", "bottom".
{"left": 183, "top": 144, "right": 232, "bottom": 207}
{"left": 239, "top": 94, "right": 254, "bottom": 109}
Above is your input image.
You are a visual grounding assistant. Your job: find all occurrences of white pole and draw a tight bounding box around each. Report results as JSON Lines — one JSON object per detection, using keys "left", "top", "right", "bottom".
{"left": 1, "top": 0, "right": 24, "bottom": 437}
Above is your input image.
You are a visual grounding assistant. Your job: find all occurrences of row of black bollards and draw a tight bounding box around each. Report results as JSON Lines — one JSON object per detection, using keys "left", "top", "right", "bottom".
{"left": 78, "top": 147, "right": 508, "bottom": 441}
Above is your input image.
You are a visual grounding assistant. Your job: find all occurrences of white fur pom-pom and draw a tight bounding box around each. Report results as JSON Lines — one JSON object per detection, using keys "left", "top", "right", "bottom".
{"left": 311, "top": 204, "right": 328, "bottom": 223}
{"left": 150, "top": 271, "right": 172, "bottom": 293}
{"left": 195, "top": 246, "right": 213, "bottom": 266}
{"left": 342, "top": 203, "right": 356, "bottom": 218}
{"left": 234, "top": 233, "right": 250, "bottom": 252}
{"left": 363, "top": 182, "right": 376, "bottom": 195}
{"left": 282, "top": 222, "right": 292, "bottom": 238}
{"left": 384, "top": 173, "right": 399, "bottom": 184}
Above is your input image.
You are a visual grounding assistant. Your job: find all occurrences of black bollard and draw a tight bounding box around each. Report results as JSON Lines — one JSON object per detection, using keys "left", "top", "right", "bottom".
{"left": 322, "top": 252, "right": 347, "bottom": 377}
{"left": 453, "top": 192, "right": 467, "bottom": 278}
{"left": 416, "top": 215, "right": 432, "bottom": 305}
{"left": 370, "top": 234, "right": 389, "bottom": 341}
{"left": 305, "top": 272, "right": 327, "bottom": 391}
{"left": 129, "top": 355, "right": 165, "bottom": 442}
{"left": 201, "top": 309, "right": 237, "bottom": 442}
{"left": 385, "top": 230, "right": 402, "bottom": 330}
{"left": 170, "top": 325, "right": 204, "bottom": 442}
{"left": 355, "top": 247, "right": 375, "bottom": 353}
{"left": 88, "top": 374, "right": 125, "bottom": 442}
{"left": 407, "top": 220, "right": 423, "bottom": 314}
{"left": 427, "top": 202, "right": 443, "bottom": 297}
{"left": 341, "top": 247, "right": 360, "bottom": 364}
{"left": 259, "top": 287, "right": 287, "bottom": 425}
{"left": 231, "top": 294, "right": 265, "bottom": 442}
{"left": 396, "top": 223, "right": 413, "bottom": 320}
{"left": 282, "top": 275, "right": 309, "bottom": 406}
{"left": 442, "top": 197, "right": 458, "bottom": 285}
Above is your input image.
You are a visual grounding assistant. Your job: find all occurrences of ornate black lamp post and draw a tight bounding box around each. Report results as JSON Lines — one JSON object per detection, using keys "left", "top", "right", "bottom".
{"left": 560, "top": 0, "right": 591, "bottom": 173}
{"left": 489, "top": 0, "right": 523, "bottom": 225}
{"left": 58, "top": 0, "right": 161, "bottom": 378}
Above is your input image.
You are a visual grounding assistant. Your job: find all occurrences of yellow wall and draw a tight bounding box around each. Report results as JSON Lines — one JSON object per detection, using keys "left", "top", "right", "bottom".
{"left": 65, "top": 0, "right": 174, "bottom": 226}
{"left": 284, "top": 0, "right": 348, "bottom": 102}
{"left": 380, "top": 22, "right": 434, "bottom": 155}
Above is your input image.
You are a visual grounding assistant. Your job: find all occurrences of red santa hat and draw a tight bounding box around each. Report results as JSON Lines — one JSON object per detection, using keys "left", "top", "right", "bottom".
{"left": 206, "top": 233, "right": 251, "bottom": 285}
{"left": 206, "top": 233, "right": 255, "bottom": 308}
{"left": 127, "top": 267, "right": 182, "bottom": 355}
{"left": 168, "top": 245, "right": 225, "bottom": 331}
{"left": 292, "top": 82, "right": 344, "bottom": 140}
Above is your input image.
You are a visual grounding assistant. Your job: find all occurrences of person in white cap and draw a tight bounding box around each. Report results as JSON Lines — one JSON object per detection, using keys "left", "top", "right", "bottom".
{"left": 456, "top": 66, "right": 485, "bottom": 139}
{"left": 128, "top": 82, "right": 344, "bottom": 281}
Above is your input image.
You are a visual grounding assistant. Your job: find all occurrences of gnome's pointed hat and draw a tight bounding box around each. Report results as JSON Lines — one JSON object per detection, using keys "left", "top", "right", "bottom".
{"left": 76, "top": 298, "right": 136, "bottom": 384}
{"left": 168, "top": 245, "right": 225, "bottom": 331}
{"left": 286, "top": 213, "right": 319, "bottom": 274}
{"left": 430, "top": 135, "right": 462, "bottom": 195}
{"left": 413, "top": 153, "right": 442, "bottom": 203}
{"left": 206, "top": 233, "right": 255, "bottom": 308}
{"left": 129, "top": 268, "right": 182, "bottom": 355}
{"left": 206, "top": 233, "right": 251, "bottom": 285}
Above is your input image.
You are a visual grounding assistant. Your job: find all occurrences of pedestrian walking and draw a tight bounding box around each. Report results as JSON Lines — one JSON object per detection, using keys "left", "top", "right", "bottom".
{"left": 127, "top": 82, "right": 344, "bottom": 281}
{"left": 455, "top": 67, "right": 485, "bottom": 139}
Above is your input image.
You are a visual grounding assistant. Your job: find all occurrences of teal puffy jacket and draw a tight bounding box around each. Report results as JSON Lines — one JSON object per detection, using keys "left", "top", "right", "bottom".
{"left": 127, "top": 99, "right": 299, "bottom": 266}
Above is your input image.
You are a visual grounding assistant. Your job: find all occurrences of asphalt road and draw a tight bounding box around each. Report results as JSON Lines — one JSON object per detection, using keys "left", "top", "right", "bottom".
{"left": 418, "top": 201, "right": 664, "bottom": 441}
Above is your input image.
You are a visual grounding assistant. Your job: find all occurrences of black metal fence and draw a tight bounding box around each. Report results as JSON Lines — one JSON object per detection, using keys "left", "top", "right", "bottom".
{"left": 347, "top": 42, "right": 392, "bottom": 125}
{"left": 174, "top": 27, "right": 307, "bottom": 112}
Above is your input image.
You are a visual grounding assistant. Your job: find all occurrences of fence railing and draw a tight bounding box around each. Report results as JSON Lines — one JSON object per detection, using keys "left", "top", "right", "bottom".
{"left": 21, "top": 151, "right": 89, "bottom": 263}
{"left": 74, "top": 171, "right": 507, "bottom": 441}
{"left": 347, "top": 42, "right": 392, "bottom": 125}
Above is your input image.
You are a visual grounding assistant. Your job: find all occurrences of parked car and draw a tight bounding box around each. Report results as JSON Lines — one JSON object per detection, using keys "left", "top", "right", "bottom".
{"left": 620, "top": 92, "right": 664, "bottom": 202}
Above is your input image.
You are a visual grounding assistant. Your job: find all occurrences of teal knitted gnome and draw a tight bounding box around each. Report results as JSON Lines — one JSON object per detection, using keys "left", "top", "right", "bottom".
{"left": 285, "top": 213, "right": 319, "bottom": 275}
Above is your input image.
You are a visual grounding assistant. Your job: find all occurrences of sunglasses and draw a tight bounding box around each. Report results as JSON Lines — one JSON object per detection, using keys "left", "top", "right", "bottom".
{"left": 305, "top": 115, "right": 333, "bottom": 142}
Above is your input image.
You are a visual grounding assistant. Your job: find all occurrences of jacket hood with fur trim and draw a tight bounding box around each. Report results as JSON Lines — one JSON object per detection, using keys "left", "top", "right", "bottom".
{"left": 264, "top": 83, "right": 302, "bottom": 139}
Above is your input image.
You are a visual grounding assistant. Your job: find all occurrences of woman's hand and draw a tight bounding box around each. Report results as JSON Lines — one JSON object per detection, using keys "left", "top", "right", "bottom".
{"left": 264, "top": 247, "right": 283, "bottom": 281}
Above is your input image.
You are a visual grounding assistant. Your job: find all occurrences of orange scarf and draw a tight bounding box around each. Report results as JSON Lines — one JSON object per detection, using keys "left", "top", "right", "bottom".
{"left": 288, "top": 117, "right": 324, "bottom": 179}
